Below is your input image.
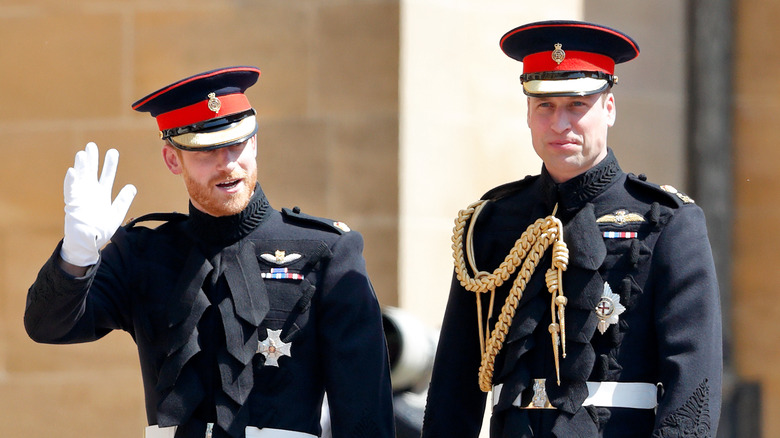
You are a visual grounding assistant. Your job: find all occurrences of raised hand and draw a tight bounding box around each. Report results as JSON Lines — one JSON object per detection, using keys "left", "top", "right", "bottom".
{"left": 61, "top": 142, "right": 137, "bottom": 267}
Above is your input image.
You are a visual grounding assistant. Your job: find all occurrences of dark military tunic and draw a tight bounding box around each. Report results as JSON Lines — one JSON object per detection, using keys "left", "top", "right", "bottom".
{"left": 421, "top": 150, "right": 722, "bottom": 437}
{"left": 25, "top": 185, "right": 395, "bottom": 438}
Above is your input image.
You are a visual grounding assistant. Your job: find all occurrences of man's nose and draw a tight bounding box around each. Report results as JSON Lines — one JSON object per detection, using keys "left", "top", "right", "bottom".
{"left": 550, "top": 109, "right": 571, "bottom": 133}
{"left": 215, "top": 147, "right": 239, "bottom": 170}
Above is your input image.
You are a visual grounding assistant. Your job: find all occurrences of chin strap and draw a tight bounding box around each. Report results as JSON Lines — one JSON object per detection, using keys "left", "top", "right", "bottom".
{"left": 452, "top": 200, "right": 569, "bottom": 392}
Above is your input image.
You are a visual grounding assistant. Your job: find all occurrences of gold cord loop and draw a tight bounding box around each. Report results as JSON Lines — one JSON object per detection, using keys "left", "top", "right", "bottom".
{"left": 452, "top": 201, "right": 569, "bottom": 392}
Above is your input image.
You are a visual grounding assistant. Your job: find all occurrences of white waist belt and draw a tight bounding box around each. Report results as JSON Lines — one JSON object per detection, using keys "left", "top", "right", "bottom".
{"left": 493, "top": 381, "right": 658, "bottom": 409}
{"left": 144, "top": 425, "right": 317, "bottom": 438}
{"left": 582, "top": 381, "right": 658, "bottom": 409}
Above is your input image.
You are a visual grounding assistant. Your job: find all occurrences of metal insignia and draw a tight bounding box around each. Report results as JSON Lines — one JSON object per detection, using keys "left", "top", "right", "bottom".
{"left": 552, "top": 43, "right": 566, "bottom": 65}
{"left": 530, "top": 378, "right": 553, "bottom": 408}
{"left": 333, "top": 221, "right": 351, "bottom": 233}
{"left": 596, "top": 209, "right": 646, "bottom": 227}
{"left": 260, "top": 250, "right": 302, "bottom": 265}
{"left": 257, "top": 328, "right": 292, "bottom": 367}
{"left": 595, "top": 282, "right": 625, "bottom": 334}
{"left": 661, "top": 185, "right": 695, "bottom": 204}
{"left": 207, "top": 92, "right": 221, "bottom": 114}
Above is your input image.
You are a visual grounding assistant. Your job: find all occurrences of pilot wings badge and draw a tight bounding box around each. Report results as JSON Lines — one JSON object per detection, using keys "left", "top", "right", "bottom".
{"left": 596, "top": 209, "right": 646, "bottom": 227}
{"left": 260, "top": 250, "right": 302, "bottom": 265}
{"left": 595, "top": 282, "right": 626, "bottom": 335}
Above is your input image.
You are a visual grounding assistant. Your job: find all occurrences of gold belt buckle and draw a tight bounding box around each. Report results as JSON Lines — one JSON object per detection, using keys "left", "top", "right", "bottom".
{"left": 523, "top": 378, "right": 556, "bottom": 409}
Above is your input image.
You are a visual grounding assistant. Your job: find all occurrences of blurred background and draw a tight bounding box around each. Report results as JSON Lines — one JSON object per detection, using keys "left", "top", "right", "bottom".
{"left": 0, "top": 0, "right": 771, "bottom": 436}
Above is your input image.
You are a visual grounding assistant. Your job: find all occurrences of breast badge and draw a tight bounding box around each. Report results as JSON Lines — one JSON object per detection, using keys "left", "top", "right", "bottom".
{"left": 260, "top": 250, "right": 302, "bottom": 265}
{"left": 596, "top": 209, "right": 646, "bottom": 226}
{"left": 257, "top": 328, "right": 292, "bottom": 367}
{"left": 595, "top": 282, "right": 626, "bottom": 334}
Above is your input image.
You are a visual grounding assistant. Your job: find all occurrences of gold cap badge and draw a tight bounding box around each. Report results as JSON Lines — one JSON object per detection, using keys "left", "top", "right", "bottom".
{"left": 551, "top": 43, "right": 566, "bottom": 65}
{"left": 207, "top": 92, "right": 221, "bottom": 114}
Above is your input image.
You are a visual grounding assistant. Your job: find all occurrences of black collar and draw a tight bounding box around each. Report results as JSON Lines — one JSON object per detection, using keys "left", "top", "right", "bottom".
{"left": 539, "top": 148, "right": 622, "bottom": 218}
{"left": 186, "top": 183, "right": 270, "bottom": 247}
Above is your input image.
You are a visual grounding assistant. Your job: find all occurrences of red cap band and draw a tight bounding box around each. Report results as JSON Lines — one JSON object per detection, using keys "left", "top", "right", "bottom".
{"left": 522, "top": 50, "right": 615, "bottom": 75}
{"left": 155, "top": 93, "right": 251, "bottom": 131}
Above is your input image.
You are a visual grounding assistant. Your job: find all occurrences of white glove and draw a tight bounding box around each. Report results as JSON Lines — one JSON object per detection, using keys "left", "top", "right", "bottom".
{"left": 61, "top": 142, "right": 137, "bottom": 267}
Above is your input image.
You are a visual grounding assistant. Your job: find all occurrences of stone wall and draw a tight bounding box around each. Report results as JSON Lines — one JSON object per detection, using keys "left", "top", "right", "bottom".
{"left": 733, "top": 1, "right": 780, "bottom": 436}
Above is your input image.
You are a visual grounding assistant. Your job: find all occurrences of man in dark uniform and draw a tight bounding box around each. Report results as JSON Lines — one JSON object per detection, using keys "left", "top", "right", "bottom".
{"left": 421, "top": 21, "right": 722, "bottom": 437}
{"left": 24, "top": 66, "right": 396, "bottom": 438}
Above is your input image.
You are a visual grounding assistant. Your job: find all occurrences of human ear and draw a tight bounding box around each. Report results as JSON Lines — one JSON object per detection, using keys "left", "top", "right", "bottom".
{"left": 161, "top": 143, "right": 183, "bottom": 175}
{"left": 605, "top": 93, "right": 616, "bottom": 127}
{"left": 248, "top": 135, "right": 258, "bottom": 158}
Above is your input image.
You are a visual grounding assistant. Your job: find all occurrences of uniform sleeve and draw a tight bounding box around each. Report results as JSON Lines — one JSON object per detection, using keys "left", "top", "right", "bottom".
{"left": 651, "top": 204, "right": 722, "bottom": 436}
{"left": 421, "top": 273, "right": 488, "bottom": 438}
{"left": 24, "top": 240, "right": 132, "bottom": 344}
{"left": 316, "top": 231, "right": 396, "bottom": 438}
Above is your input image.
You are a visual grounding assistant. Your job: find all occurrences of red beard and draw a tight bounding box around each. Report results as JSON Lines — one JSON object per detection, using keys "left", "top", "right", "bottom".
{"left": 182, "top": 166, "right": 258, "bottom": 217}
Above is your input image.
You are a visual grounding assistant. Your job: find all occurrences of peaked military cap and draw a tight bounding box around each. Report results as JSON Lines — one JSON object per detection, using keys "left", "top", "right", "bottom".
{"left": 132, "top": 66, "right": 261, "bottom": 151}
{"left": 500, "top": 20, "right": 639, "bottom": 97}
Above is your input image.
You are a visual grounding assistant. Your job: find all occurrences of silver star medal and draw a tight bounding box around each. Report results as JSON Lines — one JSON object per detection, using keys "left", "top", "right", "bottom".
{"left": 257, "top": 329, "right": 292, "bottom": 367}
{"left": 595, "top": 282, "right": 626, "bottom": 334}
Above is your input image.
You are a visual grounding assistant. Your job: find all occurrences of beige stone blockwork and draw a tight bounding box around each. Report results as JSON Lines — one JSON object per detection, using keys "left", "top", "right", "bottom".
{"left": 735, "top": 3, "right": 780, "bottom": 97}
{"left": 355, "top": 222, "right": 399, "bottom": 307}
{"left": 732, "top": 102, "right": 780, "bottom": 380}
{"left": 132, "top": 4, "right": 311, "bottom": 119}
{"left": 255, "top": 117, "right": 330, "bottom": 213}
{"left": 0, "top": 368, "right": 145, "bottom": 438}
{"left": 734, "top": 2, "right": 780, "bottom": 436}
{"left": 0, "top": 11, "right": 124, "bottom": 121}
{"left": 607, "top": 95, "right": 686, "bottom": 187}
{"left": 733, "top": 100, "right": 780, "bottom": 181}
{"left": 327, "top": 116, "right": 398, "bottom": 216}
{"left": 326, "top": 115, "right": 399, "bottom": 303}
{"left": 0, "top": 130, "right": 78, "bottom": 229}
{"left": 760, "top": 377, "right": 780, "bottom": 438}
{"left": 313, "top": 3, "right": 400, "bottom": 115}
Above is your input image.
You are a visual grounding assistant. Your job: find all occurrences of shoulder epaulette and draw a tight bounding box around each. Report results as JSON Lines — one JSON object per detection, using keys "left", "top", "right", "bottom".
{"left": 282, "top": 206, "right": 350, "bottom": 235}
{"left": 481, "top": 174, "right": 538, "bottom": 201}
{"left": 626, "top": 173, "right": 693, "bottom": 207}
{"left": 124, "top": 212, "right": 188, "bottom": 229}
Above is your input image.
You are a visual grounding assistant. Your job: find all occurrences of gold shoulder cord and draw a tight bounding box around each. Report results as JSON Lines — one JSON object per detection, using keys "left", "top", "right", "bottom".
{"left": 452, "top": 200, "right": 569, "bottom": 392}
